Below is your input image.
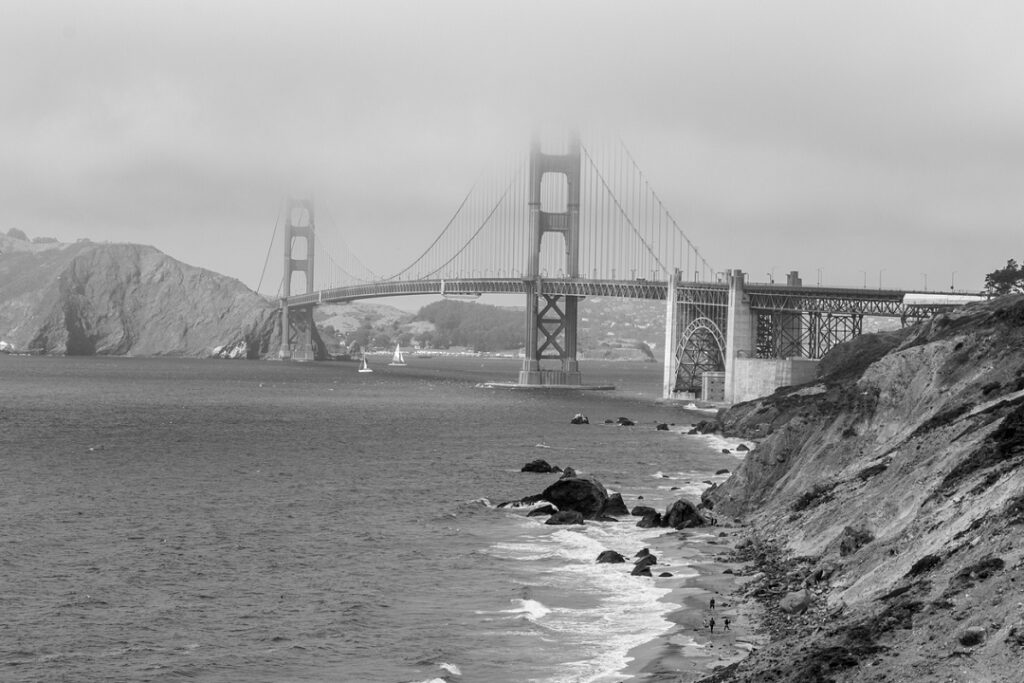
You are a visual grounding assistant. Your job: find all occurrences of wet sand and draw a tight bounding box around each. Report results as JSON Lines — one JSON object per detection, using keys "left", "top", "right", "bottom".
{"left": 619, "top": 525, "right": 768, "bottom": 682}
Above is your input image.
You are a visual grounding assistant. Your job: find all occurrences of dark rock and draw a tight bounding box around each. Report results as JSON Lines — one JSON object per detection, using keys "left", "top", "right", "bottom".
{"left": 658, "top": 572, "right": 674, "bottom": 577}
{"left": 959, "top": 626, "right": 986, "bottom": 646}
{"left": 635, "top": 548, "right": 651, "bottom": 558}
{"left": 721, "top": 448, "right": 731, "bottom": 453}
{"left": 736, "top": 443, "right": 750, "bottom": 451}
{"left": 559, "top": 467, "right": 577, "bottom": 479}
{"left": 631, "top": 505, "right": 657, "bottom": 517}
{"left": 527, "top": 504, "right": 558, "bottom": 517}
{"left": 616, "top": 417, "right": 635, "bottom": 426}
{"left": 570, "top": 413, "right": 590, "bottom": 425}
{"left": 693, "top": 420, "right": 718, "bottom": 434}
{"left": 604, "top": 419, "right": 615, "bottom": 424}
{"left": 596, "top": 550, "right": 626, "bottom": 563}
{"left": 634, "top": 555, "right": 658, "bottom": 570}
{"left": 540, "top": 473, "right": 609, "bottom": 519}
{"left": 596, "top": 515, "right": 621, "bottom": 522}
{"left": 664, "top": 499, "right": 709, "bottom": 529}
{"left": 838, "top": 526, "right": 875, "bottom": 557}
{"left": 715, "top": 468, "right": 730, "bottom": 475}
{"left": 545, "top": 510, "right": 585, "bottom": 525}
{"left": 521, "top": 458, "right": 562, "bottom": 473}
{"left": 600, "top": 493, "right": 630, "bottom": 517}
{"left": 631, "top": 565, "right": 652, "bottom": 577}
{"left": 636, "top": 512, "right": 662, "bottom": 528}
{"left": 656, "top": 423, "right": 669, "bottom": 431}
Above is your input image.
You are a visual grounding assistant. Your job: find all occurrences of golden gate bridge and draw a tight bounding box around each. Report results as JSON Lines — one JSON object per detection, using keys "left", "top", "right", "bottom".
{"left": 268, "top": 131, "right": 981, "bottom": 403}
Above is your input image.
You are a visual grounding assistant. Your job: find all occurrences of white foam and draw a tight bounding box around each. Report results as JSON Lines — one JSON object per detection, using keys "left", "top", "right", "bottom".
{"left": 439, "top": 661, "right": 462, "bottom": 676}
{"left": 695, "top": 432, "right": 754, "bottom": 455}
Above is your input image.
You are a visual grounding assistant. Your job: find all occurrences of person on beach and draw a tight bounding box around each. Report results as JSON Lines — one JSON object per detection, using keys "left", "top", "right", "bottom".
{"left": 724, "top": 617, "right": 730, "bottom": 631}
{"left": 709, "top": 597, "right": 715, "bottom": 610}
{"left": 709, "top": 617, "right": 716, "bottom": 633}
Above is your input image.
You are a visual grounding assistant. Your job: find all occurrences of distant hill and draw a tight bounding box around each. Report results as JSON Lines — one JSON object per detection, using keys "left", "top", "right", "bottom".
{"left": 0, "top": 229, "right": 280, "bottom": 357}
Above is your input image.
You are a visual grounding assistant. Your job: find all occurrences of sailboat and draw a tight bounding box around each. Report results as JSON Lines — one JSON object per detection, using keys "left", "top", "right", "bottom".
{"left": 388, "top": 342, "right": 407, "bottom": 366}
{"left": 358, "top": 355, "right": 373, "bottom": 373}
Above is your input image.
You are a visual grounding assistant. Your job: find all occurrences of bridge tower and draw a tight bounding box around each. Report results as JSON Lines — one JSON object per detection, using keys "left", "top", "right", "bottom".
{"left": 518, "top": 132, "right": 583, "bottom": 386}
{"left": 280, "top": 198, "right": 317, "bottom": 361}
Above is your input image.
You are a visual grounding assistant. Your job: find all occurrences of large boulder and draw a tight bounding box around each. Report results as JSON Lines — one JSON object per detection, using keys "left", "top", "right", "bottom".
{"left": 779, "top": 589, "right": 812, "bottom": 615}
{"left": 540, "top": 473, "right": 609, "bottom": 519}
{"left": 631, "top": 505, "right": 657, "bottom": 517}
{"left": 663, "top": 498, "right": 710, "bottom": 529}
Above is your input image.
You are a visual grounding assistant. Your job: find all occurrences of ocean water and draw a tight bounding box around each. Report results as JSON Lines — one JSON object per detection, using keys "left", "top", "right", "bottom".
{"left": 0, "top": 355, "right": 741, "bottom": 683}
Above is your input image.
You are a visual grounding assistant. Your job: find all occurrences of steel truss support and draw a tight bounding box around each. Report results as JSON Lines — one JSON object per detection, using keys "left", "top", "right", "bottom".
{"left": 755, "top": 311, "right": 863, "bottom": 359}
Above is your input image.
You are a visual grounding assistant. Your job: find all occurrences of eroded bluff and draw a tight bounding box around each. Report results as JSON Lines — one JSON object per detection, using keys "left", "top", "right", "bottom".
{"left": 703, "top": 294, "right": 1024, "bottom": 683}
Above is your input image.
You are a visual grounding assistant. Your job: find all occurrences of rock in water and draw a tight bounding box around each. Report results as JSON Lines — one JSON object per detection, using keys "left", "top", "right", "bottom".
{"left": 521, "top": 459, "right": 562, "bottom": 473}
{"left": 600, "top": 493, "right": 630, "bottom": 516}
{"left": 570, "top": 413, "right": 590, "bottom": 424}
{"left": 545, "top": 510, "right": 585, "bottom": 525}
{"left": 540, "top": 473, "right": 609, "bottom": 519}
{"left": 526, "top": 504, "right": 558, "bottom": 517}
{"left": 596, "top": 550, "right": 626, "bottom": 563}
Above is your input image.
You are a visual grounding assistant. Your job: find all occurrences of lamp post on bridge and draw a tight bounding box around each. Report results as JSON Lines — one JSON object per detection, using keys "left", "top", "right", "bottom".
{"left": 859, "top": 270, "right": 866, "bottom": 288}
{"left": 878, "top": 269, "right": 885, "bottom": 289}
{"left": 951, "top": 271, "right": 957, "bottom": 291}
{"left": 817, "top": 268, "right": 823, "bottom": 286}
{"left": 921, "top": 272, "right": 928, "bottom": 291}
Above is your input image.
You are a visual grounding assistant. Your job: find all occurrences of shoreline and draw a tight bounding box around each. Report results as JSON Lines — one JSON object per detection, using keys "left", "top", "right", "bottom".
{"left": 618, "top": 524, "right": 766, "bottom": 682}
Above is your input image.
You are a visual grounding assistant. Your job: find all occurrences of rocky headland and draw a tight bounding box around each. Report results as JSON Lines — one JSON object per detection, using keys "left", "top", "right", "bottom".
{"left": 700, "top": 294, "right": 1024, "bottom": 682}
{"left": 0, "top": 229, "right": 283, "bottom": 357}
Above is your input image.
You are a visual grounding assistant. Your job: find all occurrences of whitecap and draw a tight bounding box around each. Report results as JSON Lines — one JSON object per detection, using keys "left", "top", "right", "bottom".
{"left": 439, "top": 661, "right": 462, "bottom": 676}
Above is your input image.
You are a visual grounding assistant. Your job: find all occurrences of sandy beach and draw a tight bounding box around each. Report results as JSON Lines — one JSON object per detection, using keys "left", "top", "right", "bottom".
{"left": 618, "top": 523, "right": 768, "bottom": 682}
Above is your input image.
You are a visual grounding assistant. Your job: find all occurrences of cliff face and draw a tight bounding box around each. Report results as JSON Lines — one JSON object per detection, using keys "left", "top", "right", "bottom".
{"left": 0, "top": 232, "right": 281, "bottom": 357}
{"left": 706, "top": 295, "right": 1024, "bottom": 682}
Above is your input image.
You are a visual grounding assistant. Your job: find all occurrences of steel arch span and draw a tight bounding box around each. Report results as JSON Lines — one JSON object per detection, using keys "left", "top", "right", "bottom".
{"left": 674, "top": 316, "right": 726, "bottom": 394}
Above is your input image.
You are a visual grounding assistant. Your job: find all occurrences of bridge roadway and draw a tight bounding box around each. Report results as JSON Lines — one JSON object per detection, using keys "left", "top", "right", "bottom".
{"left": 283, "top": 277, "right": 954, "bottom": 319}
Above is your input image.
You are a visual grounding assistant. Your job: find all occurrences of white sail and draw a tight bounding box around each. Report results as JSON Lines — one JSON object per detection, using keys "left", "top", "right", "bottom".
{"left": 358, "top": 355, "right": 373, "bottom": 373}
{"left": 389, "top": 342, "right": 407, "bottom": 366}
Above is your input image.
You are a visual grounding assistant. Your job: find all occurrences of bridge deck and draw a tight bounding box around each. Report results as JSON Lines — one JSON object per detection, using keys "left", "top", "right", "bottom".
{"left": 283, "top": 278, "right": 975, "bottom": 318}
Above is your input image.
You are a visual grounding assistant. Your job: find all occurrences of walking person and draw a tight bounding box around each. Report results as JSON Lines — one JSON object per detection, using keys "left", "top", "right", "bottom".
{"left": 709, "top": 597, "right": 715, "bottom": 610}
{"left": 724, "top": 617, "right": 731, "bottom": 631}
{"left": 709, "top": 617, "right": 716, "bottom": 634}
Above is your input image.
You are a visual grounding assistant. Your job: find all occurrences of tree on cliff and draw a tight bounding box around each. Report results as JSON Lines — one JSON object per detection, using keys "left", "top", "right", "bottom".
{"left": 984, "top": 259, "right": 1024, "bottom": 296}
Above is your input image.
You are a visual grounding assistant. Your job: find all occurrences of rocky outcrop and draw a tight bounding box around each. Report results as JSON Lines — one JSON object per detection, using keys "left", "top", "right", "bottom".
{"left": 540, "top": 473, "right": 610, "bottom": 520}
{"left": 0, "top": 231, "right": 293, "bottom": 357}
{"left": 705, "top": 295, "right": 1024, "bottom": 683}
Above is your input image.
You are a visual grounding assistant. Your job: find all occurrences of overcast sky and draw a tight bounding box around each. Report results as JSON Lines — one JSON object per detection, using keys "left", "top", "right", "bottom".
{"left": 3, "top": 0, "right": 1022, "bottom": 298}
